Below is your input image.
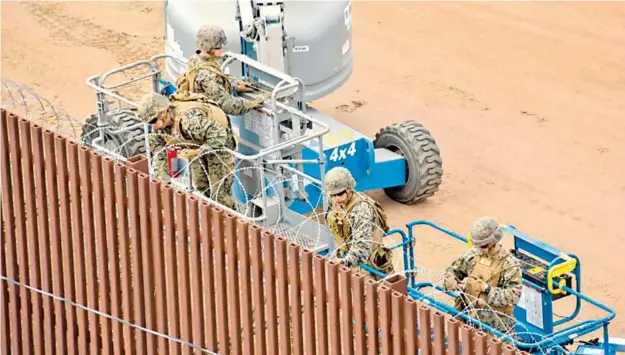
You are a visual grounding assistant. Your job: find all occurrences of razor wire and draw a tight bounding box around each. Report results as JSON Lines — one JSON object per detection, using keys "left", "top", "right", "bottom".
{"left": 1, "top": 78, "right": 83, "bottom": 140}
{"left": 143, "top": 133, "right": 330, "bottom": 249}
{"left": 0, "top": 80, "right": 327, "bottom": 243}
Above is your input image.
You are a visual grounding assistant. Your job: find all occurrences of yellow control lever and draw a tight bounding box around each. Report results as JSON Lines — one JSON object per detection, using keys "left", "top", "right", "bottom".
{"left": 547, "top": 252, "right": 576, "bottom": 295}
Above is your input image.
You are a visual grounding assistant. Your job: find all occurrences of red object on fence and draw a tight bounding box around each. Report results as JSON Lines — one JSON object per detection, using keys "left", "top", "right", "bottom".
{"left": 166, "top": 147, "right": 177, "bottom": 177}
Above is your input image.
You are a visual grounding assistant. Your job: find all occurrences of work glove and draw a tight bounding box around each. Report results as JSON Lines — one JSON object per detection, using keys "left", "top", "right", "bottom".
{"left": 248, "top": 92, "right": 272, "bottom": 108}
{"left": 463, "top": 277, "right": 489, "bottom": 294}
{"left": 236, "top": 82, "right": 256, "bottom": 94}
{"left": 369, "top": 247, "right": 394, "bottom": 275}
{"left": 443, "top": 276, "right": 461, "bottom": 292}
{"left": 178, "top": 148, "right": 200, "bottom": 160}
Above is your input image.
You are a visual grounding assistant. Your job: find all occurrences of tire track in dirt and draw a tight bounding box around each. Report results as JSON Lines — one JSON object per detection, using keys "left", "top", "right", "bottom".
{"left": 27, "top": 2, "right": 161, "bottom": 65}
{"left": 26, "top": 2, "right": 163, "bottom": 99}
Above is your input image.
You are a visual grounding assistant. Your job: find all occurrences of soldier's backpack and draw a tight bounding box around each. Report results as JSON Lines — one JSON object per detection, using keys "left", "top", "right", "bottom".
{"left": 169, "top": 90, "right": 216, "bottom": 105}
{"left": 168, "top": 91, "right": 230, "bottom": 129}
{"left": 175, "top": 61, "right": 230, "bottom": 94}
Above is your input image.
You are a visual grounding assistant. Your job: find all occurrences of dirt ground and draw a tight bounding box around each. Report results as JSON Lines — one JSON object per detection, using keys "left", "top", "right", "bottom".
{"left": 2, "top": 0, "right": 624, "bottom": 341}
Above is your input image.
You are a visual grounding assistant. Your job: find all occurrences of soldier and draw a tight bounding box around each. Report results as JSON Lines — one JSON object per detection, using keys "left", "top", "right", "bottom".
{"left": 136, "top": 91, "right": 237, "bottom": 209}
{"left": 324, "top": 167, "right": 395, "bottom": 280}
{"left": 442, "top": 216, "right": 523, "bottom": 336}
{"left": 176, "top": 24, "right": 268, "bottom": 116}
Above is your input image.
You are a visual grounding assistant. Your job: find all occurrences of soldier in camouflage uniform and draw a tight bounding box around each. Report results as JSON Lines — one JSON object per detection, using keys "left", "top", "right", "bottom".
{"left": 324, "top": 167, "right": 395, "bottom": 281}
{"left": 136, "top": 92, "right": 237, "bottom": 209}
{"left": 443, "top": 216, "right": 523, "bottom": 336}
{"left": 176, "top": 24, "right": 269, "bottom": 116}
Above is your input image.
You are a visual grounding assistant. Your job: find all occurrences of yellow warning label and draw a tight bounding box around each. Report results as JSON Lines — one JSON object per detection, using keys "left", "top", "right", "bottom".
{"left": 324, "top": 129, "right": 356, "bottom": 147}
{"left": 528, "top": 266, "right": 544, "bottom": 275}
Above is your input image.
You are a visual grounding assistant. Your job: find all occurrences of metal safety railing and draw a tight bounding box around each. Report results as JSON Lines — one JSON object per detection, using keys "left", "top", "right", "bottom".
{"left": 84, "top": 53, "right": 331, "bottom": 224}
{"left": 377, "top": 219, "right": 617, "bottom": 354}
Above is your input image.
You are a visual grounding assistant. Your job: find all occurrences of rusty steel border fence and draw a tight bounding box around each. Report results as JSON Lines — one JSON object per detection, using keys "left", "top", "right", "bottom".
{"left": 0, "top": 109, "right": 529, "bottom": 355}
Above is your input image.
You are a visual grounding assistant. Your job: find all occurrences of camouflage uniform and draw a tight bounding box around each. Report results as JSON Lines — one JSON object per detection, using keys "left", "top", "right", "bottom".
{"left": 324, "top": 167, "right": 394, "bottom": 281}
{"left": 177, "top": 25, "right": 265, "bottom": 116}
{"left": 443, "top": 217, "right": 523, "bottom": 336}
{"left": 137, "top": 92, "right": 237, "bottom": 209}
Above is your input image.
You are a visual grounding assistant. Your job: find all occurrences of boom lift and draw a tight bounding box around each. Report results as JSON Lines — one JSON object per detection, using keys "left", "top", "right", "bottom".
{"left": 80, "top": 0, "right": 443, "bottom": 251}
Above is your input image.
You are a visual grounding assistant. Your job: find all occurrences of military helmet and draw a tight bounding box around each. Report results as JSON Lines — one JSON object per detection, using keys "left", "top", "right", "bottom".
{"left": 325, "top": 167, "right": 356, "bottom": 195}
{"left": 196, "top": 25, "right": 228, "bottom": 53}
{"left": 469, "top": 216, "right": 503, "bottom": 247}
{"left": 136, "top": 92, "right": 171, "bottom": 124}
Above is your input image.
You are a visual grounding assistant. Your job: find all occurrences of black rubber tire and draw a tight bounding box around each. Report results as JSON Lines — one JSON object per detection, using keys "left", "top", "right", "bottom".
{"left": 80, "top": 111, "right": 146, "bottom": 158}
{"left": 373, "top": 120, "right": 443, "bottom": 204}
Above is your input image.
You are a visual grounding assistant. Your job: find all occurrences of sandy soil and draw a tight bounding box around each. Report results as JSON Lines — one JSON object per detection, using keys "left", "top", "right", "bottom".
{"left": 2, "top": 0, "right": 624, "bottom": 340}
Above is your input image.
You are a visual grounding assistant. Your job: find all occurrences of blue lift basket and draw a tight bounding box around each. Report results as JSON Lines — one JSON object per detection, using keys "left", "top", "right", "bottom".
{"left": 357, "top": 220, "right": 623, "bottom": 355}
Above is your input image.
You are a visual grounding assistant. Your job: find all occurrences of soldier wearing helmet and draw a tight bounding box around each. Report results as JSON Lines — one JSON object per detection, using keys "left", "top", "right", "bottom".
{"left": 324, "top": 167, "right": 395, "bottom": 280}
{"left": 442, "top": 217, "right": 522, "bottom": 335}
{"left": 136, "top": 92, "right": 237, "bottom": 209}
{"left": 176, "top": 24, "right": 268, "bottom": 116}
